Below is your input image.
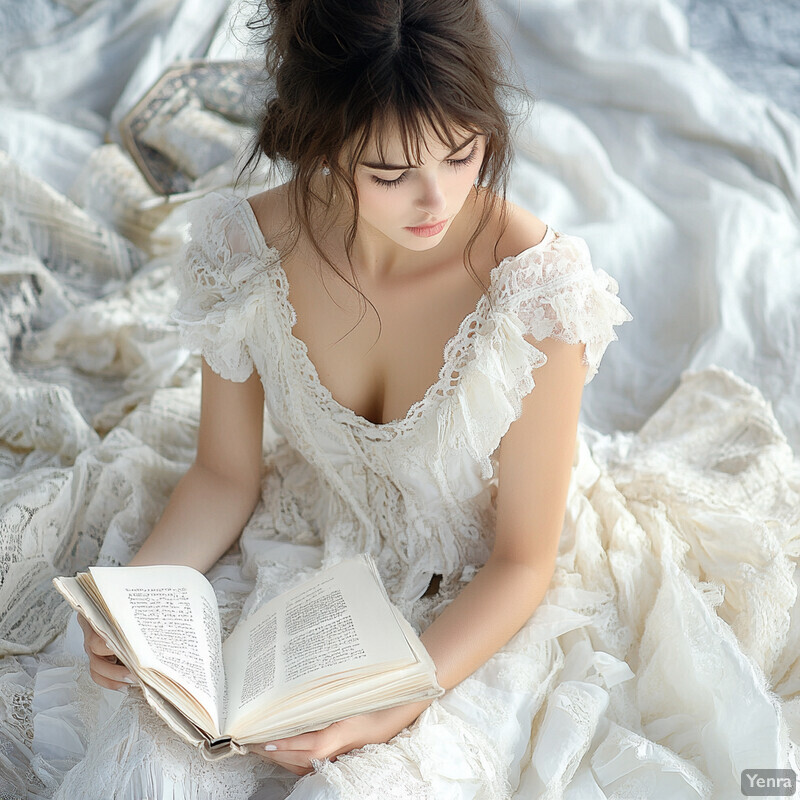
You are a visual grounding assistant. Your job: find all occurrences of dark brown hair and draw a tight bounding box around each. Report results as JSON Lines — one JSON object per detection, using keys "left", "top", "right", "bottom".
{"left": 236, "top": 0, "right": 524, "bottom": 345}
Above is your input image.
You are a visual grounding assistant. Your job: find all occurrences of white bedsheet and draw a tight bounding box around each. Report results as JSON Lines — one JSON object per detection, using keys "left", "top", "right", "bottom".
{"left": 492, "top": 0, "right": 800, "bottom": 450}
{"left": 0, "top": 0, "right": 798, "bottom": 798}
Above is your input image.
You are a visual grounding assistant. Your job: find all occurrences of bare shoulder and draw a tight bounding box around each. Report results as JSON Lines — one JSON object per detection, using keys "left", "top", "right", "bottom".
{"left": 494, "top": 199, "right": 549, "bottom": 262}
{"left": 246, "top": 183, "right": 293, "bottom": 248}
{"left": 468, "top": 191, "right": 549, "bottom": 268}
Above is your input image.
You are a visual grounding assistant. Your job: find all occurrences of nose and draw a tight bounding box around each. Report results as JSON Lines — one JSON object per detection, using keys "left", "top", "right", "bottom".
{"left": 414, "top": 174, "right": 447, "bottom": 217}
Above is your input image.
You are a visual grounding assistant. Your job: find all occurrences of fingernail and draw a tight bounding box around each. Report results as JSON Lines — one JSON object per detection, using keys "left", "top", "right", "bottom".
{"left": 122, "top": 675, "right": 136, "bottom": 684}
{"left": 264, "top": 744, "right": 277, "bottom": 751}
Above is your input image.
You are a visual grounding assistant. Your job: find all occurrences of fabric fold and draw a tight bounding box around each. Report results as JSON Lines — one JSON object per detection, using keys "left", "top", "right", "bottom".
{"left": 436, "top": 310, "right": 547, "bottom": 480}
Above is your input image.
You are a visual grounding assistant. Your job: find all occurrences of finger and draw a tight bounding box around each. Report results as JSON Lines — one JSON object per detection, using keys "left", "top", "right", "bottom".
{"left": 281, "top": 764, "right": 310, "bottom": 777}
{"left": 90, "top": 655, "right": 135, "bottom": 687}
{"left": 87, "top": 632, "right": 115, "bottom": 658}
{"left": 257, "top": 754, "right": 311, "bottom": 777}
{"left": 258, "top": 748, "right": 330, "bottom": 769}
{"left": 257, "top": 748, "right": 313, "bottom": 773}
{"left": 77, "top": 613, "right": 106, "bottom": 647}
{"left": 89, "top": 667, "right": 130, "bottom": 691}
{"left": 78, "top": 615, "right": 92, "bottom": 652}
{"left": 245, "top": 748, "right": 308, "bottom": 776}
{"left": 89, "top": 667, "right": 130, "bottom": 692}
{"left": 262, "top": 728, "right": 328, "bottom": 752}
{"left": 96, "top": 641, "right": 115, "bottom": 658}
{"left": 78, "top": 615, "right": 114, "bottom": 656}
{"left": 86, "top": 641, "right": 116, "bottom": 663}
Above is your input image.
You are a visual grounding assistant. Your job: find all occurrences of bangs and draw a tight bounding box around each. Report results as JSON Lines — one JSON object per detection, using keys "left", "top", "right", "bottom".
{"left": 345, "top": 94, "right": 486, "bottom": 171}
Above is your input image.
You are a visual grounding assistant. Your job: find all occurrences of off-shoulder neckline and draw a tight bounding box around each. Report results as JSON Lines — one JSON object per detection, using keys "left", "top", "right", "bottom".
{"left": 224, "top": 192, "right": 559, "bottom": 434}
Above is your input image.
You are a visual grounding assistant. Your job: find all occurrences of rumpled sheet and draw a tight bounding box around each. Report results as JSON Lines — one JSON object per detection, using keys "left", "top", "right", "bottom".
{"left": 1, "top": 0, "right": 799, "bottom": 798}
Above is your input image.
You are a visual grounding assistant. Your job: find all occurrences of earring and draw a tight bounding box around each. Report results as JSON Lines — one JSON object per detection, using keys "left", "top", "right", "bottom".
{"left": 321, "top": 163, "right": 330, "bottom": 176}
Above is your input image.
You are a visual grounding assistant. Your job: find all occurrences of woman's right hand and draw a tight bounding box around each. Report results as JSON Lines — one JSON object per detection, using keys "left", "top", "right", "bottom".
{"left": 77, "top": 612, "right": 135, "bottom": 691}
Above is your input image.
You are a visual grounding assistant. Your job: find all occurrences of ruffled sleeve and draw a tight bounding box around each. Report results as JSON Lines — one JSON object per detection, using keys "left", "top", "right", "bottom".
{"left": 493, "top": 232, "right": 633, "bottom": 384}
{"left": 170, "top": 191, "right": 261, "bottom": 383}
{"left": 434, "top": 231, "right": 632, "bottom": 483}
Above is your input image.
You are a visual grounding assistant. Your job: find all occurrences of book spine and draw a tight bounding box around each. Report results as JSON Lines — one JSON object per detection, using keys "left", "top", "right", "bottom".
{"left": 199, "top": 737, "right": 249, "bottom": 762}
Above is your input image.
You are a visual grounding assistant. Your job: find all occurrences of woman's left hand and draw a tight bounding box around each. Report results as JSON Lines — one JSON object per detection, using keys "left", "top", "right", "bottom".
{"left": 246, "top": 699, "right": 432, "bottom": 776}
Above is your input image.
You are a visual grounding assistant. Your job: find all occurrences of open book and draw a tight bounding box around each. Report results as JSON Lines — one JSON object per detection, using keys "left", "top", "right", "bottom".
{"left": 53, "top": 554, "right": 443, "bottom": 761}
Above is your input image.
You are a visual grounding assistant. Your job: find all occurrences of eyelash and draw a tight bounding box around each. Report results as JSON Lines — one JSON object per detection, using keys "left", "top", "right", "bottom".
{"left": 371, "top": 142, "right": 479, "bottom": 188}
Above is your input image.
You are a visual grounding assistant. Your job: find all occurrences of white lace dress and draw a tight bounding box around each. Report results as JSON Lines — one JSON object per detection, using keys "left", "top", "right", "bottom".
{"left": 21, "top": 190, "right": 800, "bottom": 799}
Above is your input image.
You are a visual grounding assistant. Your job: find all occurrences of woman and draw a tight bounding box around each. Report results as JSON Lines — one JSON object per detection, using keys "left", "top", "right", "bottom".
{"left": 60, "top": 0, "right": 631, "bottom": 796}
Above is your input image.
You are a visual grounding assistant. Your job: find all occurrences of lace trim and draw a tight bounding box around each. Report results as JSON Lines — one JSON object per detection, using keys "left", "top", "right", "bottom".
{"left": 492, "top": 234, "right": 633, "bottom": 384}
{"left": 169, "top": 193, "right": 279, "bottom": 383}
{"left": 187, "top": 191, "right": 632, "bottom": 448}
{"left": 259, "top": 220, "right": 550, "bottom": 441}
{"left": 167, "top": 189, "right": 632, "bottom": 496}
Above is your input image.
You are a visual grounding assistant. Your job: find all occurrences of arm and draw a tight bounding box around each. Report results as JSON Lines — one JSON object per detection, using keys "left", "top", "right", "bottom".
{"left": 82, "top": 357, "right": 265, "bottom": 689}
{"left": 374, "top": 336, "right": 587, "bottom": 720}
{"left": 418, "top": 336, "right": 587, "bottom": 688}
{"left": 126, "top": 462, "right": 261, "bottom": 571}
{"left": 128, "top": 357, "right": 265, "bottom": 570}
{"left": 254, "top": 336, "right": 588, "bottom": 773}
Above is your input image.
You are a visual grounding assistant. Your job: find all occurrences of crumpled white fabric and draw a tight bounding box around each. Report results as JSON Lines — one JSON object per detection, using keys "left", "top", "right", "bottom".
{"left": 1, "top": 0, "right": 800, "bottom": 798}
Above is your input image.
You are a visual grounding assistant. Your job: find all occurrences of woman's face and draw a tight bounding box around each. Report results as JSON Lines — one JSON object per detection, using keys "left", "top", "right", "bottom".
{"left": 349, "top": 124, "right": 486, "bottom": 252}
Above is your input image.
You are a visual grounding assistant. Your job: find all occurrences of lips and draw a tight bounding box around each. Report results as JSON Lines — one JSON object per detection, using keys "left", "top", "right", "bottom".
{"left": 410, "top": 219, "right": 446, "bottom": 228}
{"left": 405, "top": 219, "right": 448, "bottom": 238}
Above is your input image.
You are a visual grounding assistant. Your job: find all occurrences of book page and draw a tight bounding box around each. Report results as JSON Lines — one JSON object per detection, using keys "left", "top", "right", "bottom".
{"left": 88, "top": 565, "right": 225, "bottom": 736}
{"left": 53, "top": 575, "right": 137, "bottom": 670}
{"left": 222, "top": 555, "right": 417, "bottom": 735}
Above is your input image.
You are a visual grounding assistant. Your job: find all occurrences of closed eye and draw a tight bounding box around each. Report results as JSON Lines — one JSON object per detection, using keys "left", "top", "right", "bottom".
{"left": 370, "top": 141, "right": 479, "bottom": 189}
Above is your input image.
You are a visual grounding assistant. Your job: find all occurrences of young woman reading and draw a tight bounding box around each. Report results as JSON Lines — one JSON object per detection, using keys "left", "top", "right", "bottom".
{"left": 66, "top": 0, "right": 631, "bottom": 796}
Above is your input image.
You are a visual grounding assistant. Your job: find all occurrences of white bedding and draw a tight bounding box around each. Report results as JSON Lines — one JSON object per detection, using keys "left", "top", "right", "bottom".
{"left": 0, "top": 0, "right": 798, "bottom": 798}
{"left": 492, "top": 0, "right": 800, "bottom": 449}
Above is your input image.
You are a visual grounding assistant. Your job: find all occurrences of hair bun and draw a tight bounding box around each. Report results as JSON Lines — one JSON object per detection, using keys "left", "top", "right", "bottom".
{"left": 242, "top": 0, "right": 518, "bottom": 193}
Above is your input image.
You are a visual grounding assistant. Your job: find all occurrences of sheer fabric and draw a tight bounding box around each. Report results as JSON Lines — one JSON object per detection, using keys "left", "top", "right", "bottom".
{"left": 14, "top": 191, "right": 799, "bottom": 799}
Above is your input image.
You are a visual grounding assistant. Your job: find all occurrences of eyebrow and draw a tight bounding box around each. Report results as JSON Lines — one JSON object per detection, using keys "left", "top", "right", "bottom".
{"left": 361, "top": 134, "right": 477, "bottom": 171}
